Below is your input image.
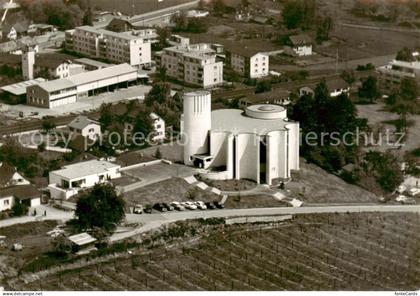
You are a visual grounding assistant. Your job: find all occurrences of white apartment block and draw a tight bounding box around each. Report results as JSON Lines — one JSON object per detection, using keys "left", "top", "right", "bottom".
{"left": 157, "top": 43, "right": 223, "bottom": 88}
{"left": 227, "top": 50, "right": 269, "bottom": 78}
{"left": 65, "top": 26, "right": 153, "bottom": 68}
{"left": 377, "top": 59, "right": 420, "bottom": 94}
{"left": 48, "top": 160, "right": 121, "bottom": 200}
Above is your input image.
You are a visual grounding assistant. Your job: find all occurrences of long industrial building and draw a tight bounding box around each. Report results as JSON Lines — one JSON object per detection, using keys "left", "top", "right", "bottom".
{"left": 26, "top": 63, "right": 139, "bottom": 108}
{"left": 181, "top": 91, "right": 300, "bottom": 185}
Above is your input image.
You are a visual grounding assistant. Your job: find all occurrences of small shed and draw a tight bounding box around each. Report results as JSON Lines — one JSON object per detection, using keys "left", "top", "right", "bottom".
{"left": 68, "top": 232, "right": 97, "bottom": 254}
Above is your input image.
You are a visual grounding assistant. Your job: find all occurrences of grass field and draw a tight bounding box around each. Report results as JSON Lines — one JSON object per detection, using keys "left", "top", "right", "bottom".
{"left": 7, "top": 212, "right": 420, "bottom": 291}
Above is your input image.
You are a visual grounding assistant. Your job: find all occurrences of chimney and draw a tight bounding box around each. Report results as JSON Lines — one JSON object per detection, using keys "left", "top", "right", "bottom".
{"left": 22, "top": 47, "right": 35, "bottom": 80}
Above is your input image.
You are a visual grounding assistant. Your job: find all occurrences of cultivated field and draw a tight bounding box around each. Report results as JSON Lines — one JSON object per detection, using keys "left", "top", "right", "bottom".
{"left": 8, "top": 212, "right": 420, "bottom": 291}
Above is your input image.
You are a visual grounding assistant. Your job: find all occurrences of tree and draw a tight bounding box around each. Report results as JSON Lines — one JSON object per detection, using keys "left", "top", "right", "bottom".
{"left": 38, "top": 142, "right": 46, "bottom": 152}
{"left": 144, "top": 83, "right": 172, "bottom": 107}
{"left": 133, "top": 110, "right": 154, "bottom": 139}
{"left": 316, "top": 16, "right": 334, "bottom": 44}
{"left": 340, "top": 70, "right": 356, "bottom": 87}
{"left": 75, "top": 184, "right": 125, "bottom": 232}
{"left": 400, "top": 78, "right": 418, "bottom": 101}
{"left": 255, "top": 80, "right": 272, "bottom": 93}
{"left": 82, "top": 6, "right": 94, "bottom": 26}
{"left": 52, "top": 234, "right": 72, "bottom": 256}
{"left": 42, "top": 120, "right": 56, "bottom": 133}
{"left": 212, "top": 0, "right": 227, "bottom": 16}
{"left": 396, "top": 47, "right": 415, "bottom": 62}
{"left": 154, "top": 147, "right": 162, "bottom": 159}
{"left": 358, "top": 76, "right": 380, "bottom": 103}
{"left": 11, "top": 200, "right": 28, "bottom": 217}
{"left": 99, "top": 104, "right": 113, "bottom": 130}
{"left": 282, "top": 1, "right": 305, "bottom": 29}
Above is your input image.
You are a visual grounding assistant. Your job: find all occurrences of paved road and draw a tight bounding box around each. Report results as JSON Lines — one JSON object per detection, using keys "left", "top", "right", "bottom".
{"left": 110, "top": 204, "right": 420, "bottom": 242}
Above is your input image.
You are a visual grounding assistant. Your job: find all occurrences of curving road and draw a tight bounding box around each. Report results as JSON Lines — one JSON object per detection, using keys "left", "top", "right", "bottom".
{"left": 110, "top": 204, "right": 420, "bottom": 242}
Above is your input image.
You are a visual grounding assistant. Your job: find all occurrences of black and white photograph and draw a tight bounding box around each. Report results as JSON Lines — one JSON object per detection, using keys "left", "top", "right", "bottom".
{"left": 0, "top": 0, "right": 419, "bottom": 294}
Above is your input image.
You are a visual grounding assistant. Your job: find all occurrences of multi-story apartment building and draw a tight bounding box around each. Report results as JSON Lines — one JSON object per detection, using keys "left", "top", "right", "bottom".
{"left": 156, "top": 43, "right": 223, "bottom": 88}
{"left": 226, "top": 48, "right": 269, "bottom": 79}
{"left": 65, "top": 26, "right": 154, "bottom": 68}
{"left": 377, "top": 59, "right": 420, "bottom": 94}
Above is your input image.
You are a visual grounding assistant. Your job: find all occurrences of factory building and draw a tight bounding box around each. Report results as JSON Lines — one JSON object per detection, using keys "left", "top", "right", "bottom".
{"left": 26, "top": 63, "right": 139, "bottom": 109}
{"left": 181, "top": 91, "right": 300, "bottom": 185}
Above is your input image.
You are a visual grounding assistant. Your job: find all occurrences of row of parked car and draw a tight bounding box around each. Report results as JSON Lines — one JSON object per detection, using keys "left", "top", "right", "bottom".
{"left": 133, "top": 201, "right": 224, "bottom": 214}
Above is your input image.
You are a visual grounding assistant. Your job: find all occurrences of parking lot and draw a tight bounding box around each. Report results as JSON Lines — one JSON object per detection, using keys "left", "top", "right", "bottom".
{"left": 123, "top": 162, "right": 197, "bottom": 184}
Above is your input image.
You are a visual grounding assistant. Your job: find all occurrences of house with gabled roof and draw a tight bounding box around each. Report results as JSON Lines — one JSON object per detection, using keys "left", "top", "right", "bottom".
{"left": 289, "top": 34, "right": 312, "bottom": 56}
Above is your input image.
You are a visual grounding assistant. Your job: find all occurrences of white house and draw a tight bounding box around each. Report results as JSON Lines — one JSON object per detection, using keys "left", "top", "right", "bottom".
{"left": 0, "top": 185, "right": 41, "bottom": 211}
{"left": 48, "top": 160, "right": 121, "bottom": 200}
{"left": 68, "top": 116, "right": 101, "bottom": 140}
{"left": 150, "top": 113, "right": 165, "bottom": 142}
{"left": 289, "top": 34, "right": 312, "bottom": 57}
{"left": 0, "top": 162, "right": 30, "bottom": 189}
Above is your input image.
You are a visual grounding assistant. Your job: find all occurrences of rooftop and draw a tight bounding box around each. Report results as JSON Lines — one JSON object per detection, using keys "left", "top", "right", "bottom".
{"left": 289, "top": 34, "right": 312, "bottom": 46}
{"left": 66, "top": 63, "right": 137, "bottom": 86}
{"left": 36, "top": 79, "right": 76, "bottom": 93}
{"left": 74, "top": 58, "right": 112, "bottom": 69}
{"left": 68, "top": 233, "right": 97, "bottom": 246}
{"left": 68, "top": 116, "right": 99, "bottom": 130}
{"left": 0, "top": 162, "right": 16, "bottom": 187}
{"left": 35, "top": 52, "right": 75, "bottom": 69}
{"left": 1, "top": 78, "right": 47, "bottom": 96}
{"left": 0, "top": 185, "right": 39, "bottom": 200}
{"left": 51, "top": 159, "right": 120, "bottom": 180}
{"left": 211, "top": 105, "right": 293, "bottom": 136}
{"left": 35, "top": 63, "right": 137, "bottom": 93}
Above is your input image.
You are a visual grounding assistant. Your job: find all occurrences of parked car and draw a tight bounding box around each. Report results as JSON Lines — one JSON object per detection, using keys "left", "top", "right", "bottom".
{"left": 171, "top": 201, "right": 185, "bottom": 211}
{"left": 205, "top": 202, "right": 216, "bottom": 210}
{"left": 195, "top": 201, "right": 207, "bottom": 210}
{"left": 153, "top": 203, "right": 167, "bottom": 212}
{"left": 133, "top": 204, "right": 143, "bottom": 214}
{"left": 163, "top": 203, "right": 175, "bottom": 211}
{"left": 182, "top": 201, "right": 198, "bottom": 210}
{"left": 144, "top": 204, "right": 153, "bottom": 214}
{"left": 213, "top": 201, "right": 224, "bottom": 209}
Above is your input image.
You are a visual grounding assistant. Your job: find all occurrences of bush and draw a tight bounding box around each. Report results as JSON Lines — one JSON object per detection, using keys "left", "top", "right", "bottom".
{"left": 11, "top": 200, "right": 29, "bottom": 217}
{"left": 255, "top": 80, "right": 272, "bottom": 94}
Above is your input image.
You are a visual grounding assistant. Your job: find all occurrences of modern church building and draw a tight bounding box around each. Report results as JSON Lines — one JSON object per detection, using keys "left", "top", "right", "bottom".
{"left": 181, "top": 91, "right": 300, "bottom": 185}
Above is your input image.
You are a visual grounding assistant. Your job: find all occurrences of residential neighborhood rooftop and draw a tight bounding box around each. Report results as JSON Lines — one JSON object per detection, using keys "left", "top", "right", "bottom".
{"left": 68, "top": 116, "right": 99, "bottom": 130}
{"left": 0, "top": 185, "right": 39, "bottom": 200}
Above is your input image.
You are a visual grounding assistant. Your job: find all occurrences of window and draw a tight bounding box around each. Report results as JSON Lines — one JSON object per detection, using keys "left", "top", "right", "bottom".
{"left": 4, "top": 200, "right": 9, "bottom": 205}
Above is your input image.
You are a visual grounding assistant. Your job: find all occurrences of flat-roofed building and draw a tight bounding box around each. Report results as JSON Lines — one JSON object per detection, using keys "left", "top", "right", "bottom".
{"left": 65, "top": 26, "right": 153, "bottom": 68}
{"left": 377, "top": 59, "right": 420, "bottom": 94}
{"left": 226, "top": 47, "right": 269, "bottom": 79}
{"left": 156, "top": 43, "right": 223, "bottom": 88}
{"left": 26, "top": 63, "right": 138, "bottom": 108}
{"left": 48, "top": 159, "right": 121, "bottom": 199}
